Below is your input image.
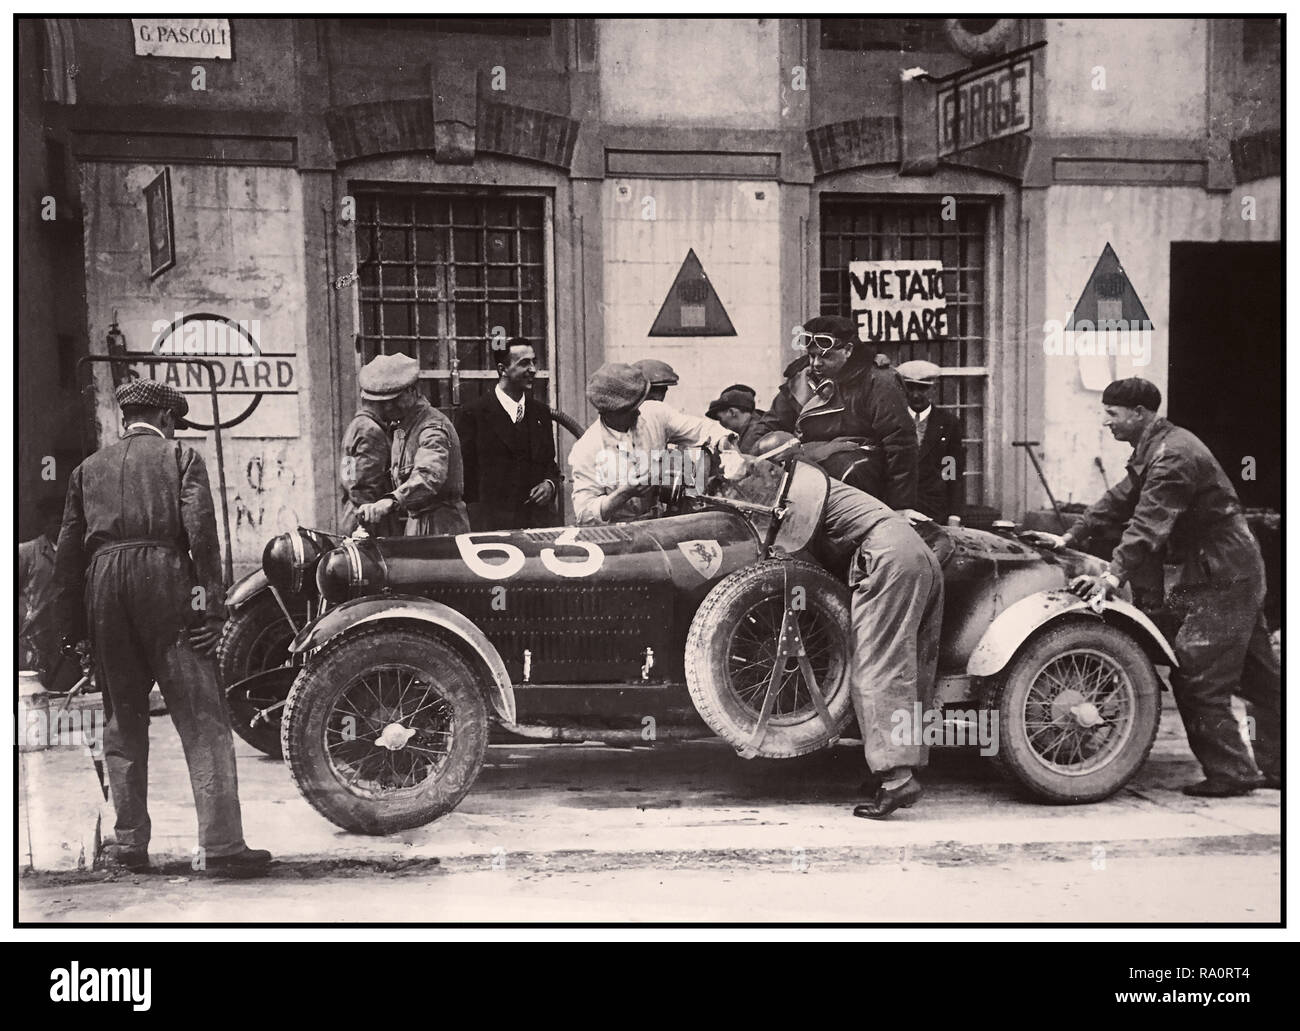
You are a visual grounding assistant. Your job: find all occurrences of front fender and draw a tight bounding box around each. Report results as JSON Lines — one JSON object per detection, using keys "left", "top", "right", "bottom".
{"left": 290, "top": 594, "right": 515, "bottom": 723}
{"left": 225, "top": 568, "right": 270, "bottom": 613}
{"left": 967, "top": 590, "right": 1178, "bottom": 677}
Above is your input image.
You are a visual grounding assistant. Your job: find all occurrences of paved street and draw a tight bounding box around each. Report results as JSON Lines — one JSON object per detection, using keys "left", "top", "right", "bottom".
{"left": 19, "top": 695, "right": 1281, "bottom": 923}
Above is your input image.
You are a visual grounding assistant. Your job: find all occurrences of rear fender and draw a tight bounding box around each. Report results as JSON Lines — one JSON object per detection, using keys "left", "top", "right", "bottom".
{"left": 290, "top": 594, "right": 515, "bottom": 723}
{"left": 967, "top": 590, "right": 1178, "bottom": 677}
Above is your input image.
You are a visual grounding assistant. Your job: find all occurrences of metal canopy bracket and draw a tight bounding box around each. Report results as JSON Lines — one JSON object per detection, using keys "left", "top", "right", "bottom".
{"left": 737, "top": 603, "right": 839, "bottom": 759}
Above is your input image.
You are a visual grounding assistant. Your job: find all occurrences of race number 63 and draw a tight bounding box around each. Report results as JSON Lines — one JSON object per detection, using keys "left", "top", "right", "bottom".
{"left": 455, "top": 528, "right": 604, "bottom": 580}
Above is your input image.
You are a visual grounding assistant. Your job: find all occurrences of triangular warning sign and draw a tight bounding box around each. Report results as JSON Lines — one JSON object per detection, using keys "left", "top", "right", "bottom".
{"left": 1066, "top": 243, "right": 1153, "bottom": 330}
{"left": 649, "top": 249, "right": 737, "bottom": 337}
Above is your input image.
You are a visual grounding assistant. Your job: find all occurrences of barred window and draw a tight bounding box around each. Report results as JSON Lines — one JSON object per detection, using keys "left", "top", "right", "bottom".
{"left": 354, "top": 190, "right": 550, "bottom": 411}
{"left": 820, "top": 197, "right": 989, "bottom": 505}
{"left": 346, "top": 18, "right": 552, "bottom": 38}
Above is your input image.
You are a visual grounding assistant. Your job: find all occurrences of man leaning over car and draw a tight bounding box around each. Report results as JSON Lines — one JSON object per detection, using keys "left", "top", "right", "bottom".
{"left": 724, "top": 433, "right": 944, "bottom": 818}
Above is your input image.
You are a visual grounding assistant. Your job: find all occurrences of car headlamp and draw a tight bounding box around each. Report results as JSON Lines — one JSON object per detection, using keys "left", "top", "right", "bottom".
{"left": 317, "top": 538, "right": 387, "bottom": 603}
{"left": 262, "top": 529, "right": 335, "bottom": 597}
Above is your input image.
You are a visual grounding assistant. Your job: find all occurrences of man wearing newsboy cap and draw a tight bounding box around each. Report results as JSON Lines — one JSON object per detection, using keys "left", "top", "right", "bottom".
{"left": 1043, "top": 377, "right": 1280, "bottom": 798}
{"left": 52, "top": 378, "right": 270, "bottom": 874}
{"left": 706, "top": 385, "right": 767, "bottom": 455}
{"left": 632, "top": 358, "right": 680, "bottom": 403}
{"left": 353, "top": 353, "right": 469, "bottom": 536}
{"left": 895, "top": 360, "right": 965, "bottom": 524}
{"left": 569, "top": 362, "right": 737, "bottom": 524}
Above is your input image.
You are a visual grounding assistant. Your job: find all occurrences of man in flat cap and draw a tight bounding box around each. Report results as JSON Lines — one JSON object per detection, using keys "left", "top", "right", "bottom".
{"left": 754, "top": 315, "right": 917, "bottom": 510}
{"left": 633, "top": 358, "right": 679, "bottom": 403}
{"left": 354, "top": 354, "right": 469, "bottom": 536}
{"left": 570, "top": 362, "right": 737, "bottom": 525}
{"left": 52, "top": 379, "right": 270, "bottom": 873}
{"left": 1055, "top": 377, "right": 1280, "bottom": 797}
{"left": 896, "top": 360, "right": 965, "bottom": 524}
{"left": 706, "top": 385, "right": 767, "bottom": 455}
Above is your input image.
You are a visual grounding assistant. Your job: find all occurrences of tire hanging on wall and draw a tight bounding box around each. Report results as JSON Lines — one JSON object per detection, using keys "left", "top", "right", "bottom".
{"left": 943, "top": 19, "right": 1020, "bottom": 61}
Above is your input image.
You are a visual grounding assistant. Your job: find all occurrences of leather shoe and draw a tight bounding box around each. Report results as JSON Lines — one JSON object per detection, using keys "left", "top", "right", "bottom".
{"left": 1256, "top": 773, "right": 1282, "bottom": 790}
{"left": 853, "top": 776, "right": 923, "bottom": 819}
{"left": 104, "top": 848, "right": 151, "bottom": 873}
{"left": 205, "top": 846, "right": 273, "bottom": 875}
{"left": 1182, "top": 779, "right": 1256, "bottom": 798}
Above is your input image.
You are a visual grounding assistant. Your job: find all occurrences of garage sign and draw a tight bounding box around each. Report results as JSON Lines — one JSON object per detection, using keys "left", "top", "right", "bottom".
{"left": 937, "top": 54, "right": 1032, "bottom": 156}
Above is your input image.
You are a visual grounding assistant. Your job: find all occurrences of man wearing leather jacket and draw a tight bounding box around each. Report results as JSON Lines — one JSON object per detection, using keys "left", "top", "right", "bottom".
{"left": 752, "top": 315, "right": 917, "bottom": 511}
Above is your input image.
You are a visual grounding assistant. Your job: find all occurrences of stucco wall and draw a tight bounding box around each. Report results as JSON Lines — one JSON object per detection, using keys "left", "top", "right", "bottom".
{"left": 599, "top": 19, "right": 780, "bottom": 128}
{"left": 80, "top": 161, "right": 313, "bottom": 579}
{"left": 601, "top": 179, "right": 783, "bottom": 424}
{"left": 1038, "top": 177, "right": 1280, "bottom": 506}
{"left": 1044, "top": 19, "right": 1206, "bottom": 137}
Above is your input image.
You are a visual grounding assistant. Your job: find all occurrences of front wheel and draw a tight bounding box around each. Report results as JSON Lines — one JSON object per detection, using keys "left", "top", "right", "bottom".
{"left": 217, "top": 592, "right": 310, "bottom": 758}
{"left": 281, "top": 626, "right": 489, "bottom": 834}
{"left": 983, "top": 620, "right": 1161, "bottom": 803}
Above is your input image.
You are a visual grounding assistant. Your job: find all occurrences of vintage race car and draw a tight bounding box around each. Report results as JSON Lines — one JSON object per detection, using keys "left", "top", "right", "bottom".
{"left": 219, "top": 451, "right": 1177, "bottom": 834}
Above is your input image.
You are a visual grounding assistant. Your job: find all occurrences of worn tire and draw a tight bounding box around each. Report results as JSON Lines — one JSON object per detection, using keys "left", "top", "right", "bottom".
{"left": 685, "top": 559, "right": 853, "bottom": 758}
{"left": 943, "top": 18, "right": 1019, "bottom": 60}
{"left": 982, "top": 620, "right": 1161, "bottom": 803}
{"left": 281, "top": 626, "right": 488, "bottom": 834}
{"left": 216, "top": 593, "right": 309, "bottom": 758}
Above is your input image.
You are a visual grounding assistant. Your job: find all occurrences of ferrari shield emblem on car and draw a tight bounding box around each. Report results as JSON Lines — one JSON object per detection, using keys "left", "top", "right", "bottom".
{"left": 678, "top": 539, "right": 723, "bottom": 578}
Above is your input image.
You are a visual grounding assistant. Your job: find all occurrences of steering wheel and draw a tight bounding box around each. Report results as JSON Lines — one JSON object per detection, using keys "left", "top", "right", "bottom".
{"left": 657, "top": 446, "right": 717, "bottom": 515}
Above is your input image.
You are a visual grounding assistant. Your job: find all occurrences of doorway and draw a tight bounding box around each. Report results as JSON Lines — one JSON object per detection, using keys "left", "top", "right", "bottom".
{"left": 1167, "top": 242, "right": 1281, "bottom": 510}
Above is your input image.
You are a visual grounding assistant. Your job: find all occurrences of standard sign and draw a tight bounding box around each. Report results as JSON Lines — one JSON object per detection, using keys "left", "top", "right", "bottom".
{"left": 937, "top": 56, "right": 1032, "bottom": 156}
{"left": 132, "top": 19, "right": 233, "bottom": 59}
{"left": 849, "top": 260, "right": 949, "bottom": 344}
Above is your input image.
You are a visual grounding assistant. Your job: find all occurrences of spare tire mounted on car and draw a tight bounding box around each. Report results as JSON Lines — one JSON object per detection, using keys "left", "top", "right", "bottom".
{"left": 685, "top": 559, "right": 854, "bottom": 758}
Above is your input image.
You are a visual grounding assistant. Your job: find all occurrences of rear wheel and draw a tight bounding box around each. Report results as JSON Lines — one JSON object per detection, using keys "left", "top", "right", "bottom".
{"left": 216, "top": 592, "right": 309, "bottom": 758}
{"left": 685, "top": 560, "right": 853, "bottom": 758}
{"left": 281, "top": 626, "right": 489, "bottom": 834}
{"left": 983, "top": 620, "right": 1161, "bottom": 803}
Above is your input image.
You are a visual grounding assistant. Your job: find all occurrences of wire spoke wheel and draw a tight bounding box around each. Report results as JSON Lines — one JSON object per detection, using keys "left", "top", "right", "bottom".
{"left": 985, "top": 620, "right": 1161, "bottom": 804}
{"left": 282, "top": 627, "right": 488, "bottom": 834}
{"left": 1022, "top": 648, "right": 1134, "bottom": 775}
{"left": 217, "top": 592, "right": 312, "bottom": 758}
{"left": 325, "top": 665, "right": 457, "bottom": 798}
{"left": 727, "top": 598, "right": 839, "bottom": 724}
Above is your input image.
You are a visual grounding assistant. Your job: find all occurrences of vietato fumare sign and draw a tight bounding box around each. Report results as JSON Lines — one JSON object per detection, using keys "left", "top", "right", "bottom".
{"left": 849, "top": 260, "right": 950, "bottom": 344}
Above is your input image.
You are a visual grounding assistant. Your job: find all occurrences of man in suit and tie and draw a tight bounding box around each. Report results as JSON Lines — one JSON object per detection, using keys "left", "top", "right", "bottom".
{"left": 897, "top": 361, "right": 965, "bottom": 524}
{"left": 457, "top": 337, "right": 561, "bottom": 530}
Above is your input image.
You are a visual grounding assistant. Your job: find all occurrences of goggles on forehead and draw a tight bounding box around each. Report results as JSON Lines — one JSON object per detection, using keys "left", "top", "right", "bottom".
{"left": 795, "top": 330, "right": 851, "bottom": 357}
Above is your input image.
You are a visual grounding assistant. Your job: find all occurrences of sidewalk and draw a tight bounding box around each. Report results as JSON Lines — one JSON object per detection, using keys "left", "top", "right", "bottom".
{"left": 18, "top": 686, "right": 1279, "bottom": 875}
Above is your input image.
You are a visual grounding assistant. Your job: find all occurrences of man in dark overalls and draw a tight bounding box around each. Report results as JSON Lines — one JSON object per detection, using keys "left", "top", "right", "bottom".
{"left": 53, "top": 380, "right": 270, "bottom": 873}
{"left": 1062, "top": 378, "right": 1281, "bottom": 797}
